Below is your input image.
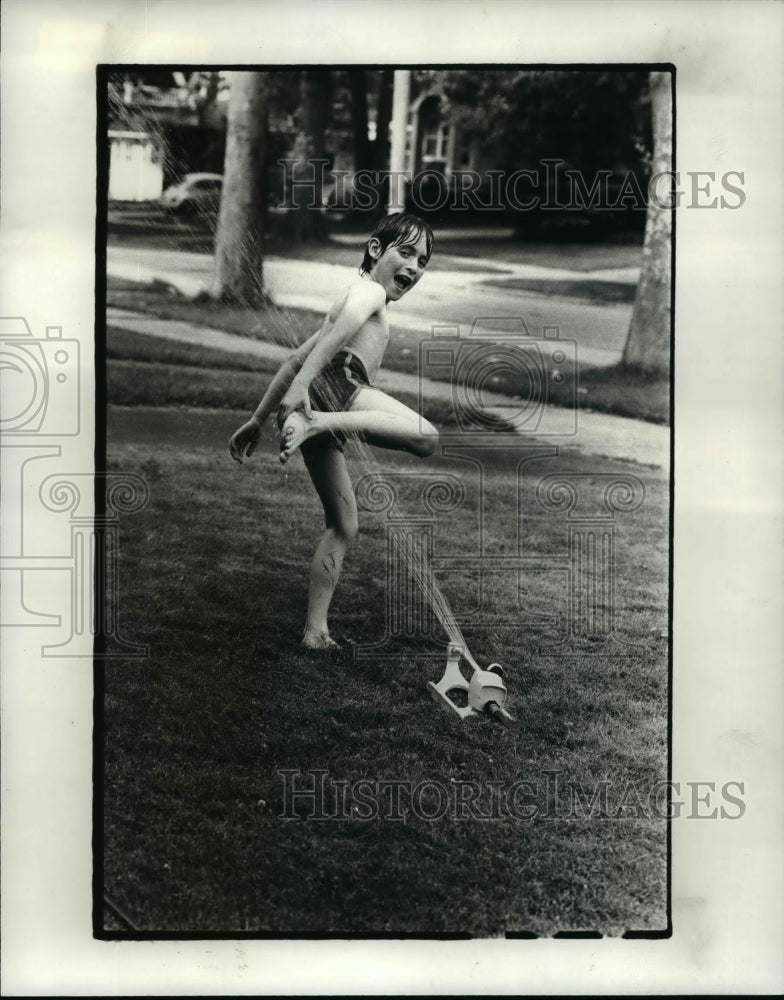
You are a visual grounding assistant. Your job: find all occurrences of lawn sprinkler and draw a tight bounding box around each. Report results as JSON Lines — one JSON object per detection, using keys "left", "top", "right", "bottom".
{"left": 428, "top": 642, "right": 515, "bottom": 728}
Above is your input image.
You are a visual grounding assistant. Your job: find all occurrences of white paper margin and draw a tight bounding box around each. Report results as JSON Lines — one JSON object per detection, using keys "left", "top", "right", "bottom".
{"left": 2, "top": 0, "right": 782, "bottom": 994}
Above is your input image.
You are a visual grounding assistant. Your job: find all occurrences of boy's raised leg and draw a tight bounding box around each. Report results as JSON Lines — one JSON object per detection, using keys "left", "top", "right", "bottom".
{"left": 280, "top": 388, "right": 439, "bottom": 462}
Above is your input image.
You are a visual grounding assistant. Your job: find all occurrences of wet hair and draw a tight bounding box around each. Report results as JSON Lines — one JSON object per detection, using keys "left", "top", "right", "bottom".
{"left": 360, "top": 212, "right": 434, "bottom": 275}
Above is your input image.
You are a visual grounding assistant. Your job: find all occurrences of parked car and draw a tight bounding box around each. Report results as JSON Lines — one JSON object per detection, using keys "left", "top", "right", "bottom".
{"left": 160, "top": 172, "right": 223, "bottom": 214}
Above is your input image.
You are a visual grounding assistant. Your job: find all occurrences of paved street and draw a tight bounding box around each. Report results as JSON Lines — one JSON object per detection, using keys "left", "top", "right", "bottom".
{"left": 107, "top": 243, "right": 636, "bottom": 368}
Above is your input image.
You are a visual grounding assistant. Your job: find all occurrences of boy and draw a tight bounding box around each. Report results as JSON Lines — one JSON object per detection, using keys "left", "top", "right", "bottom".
{"left": 229, "top": 213, "right": 439, "bottom": 650}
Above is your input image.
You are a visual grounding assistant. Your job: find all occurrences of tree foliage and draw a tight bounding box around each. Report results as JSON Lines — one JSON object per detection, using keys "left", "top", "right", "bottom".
{"left": 442, "top": 70, "right": 651, "bottom": 178}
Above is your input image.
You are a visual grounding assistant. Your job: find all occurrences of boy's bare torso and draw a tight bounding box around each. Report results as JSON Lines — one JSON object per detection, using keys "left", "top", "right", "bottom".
{"left": 313, "top": 278, "right": 390, "bottom": 380}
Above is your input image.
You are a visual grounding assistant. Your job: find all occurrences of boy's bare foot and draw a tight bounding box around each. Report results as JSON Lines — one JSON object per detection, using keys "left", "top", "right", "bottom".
{"left": 280, "top": 411, "right": 316, "bottom": 464}
{"left": 302, "top": 627, "right": 341, "bottom": 650}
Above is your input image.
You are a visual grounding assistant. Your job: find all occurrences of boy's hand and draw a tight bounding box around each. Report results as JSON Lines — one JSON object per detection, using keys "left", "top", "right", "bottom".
{"left": 229, "top": 418, "right": 262, "bottom": 463}
{"left": 277, "top": 384, "right": 312, "bottom": 429}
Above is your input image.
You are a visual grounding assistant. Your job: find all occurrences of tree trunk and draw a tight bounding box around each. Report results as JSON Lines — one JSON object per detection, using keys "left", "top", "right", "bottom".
{"left": 373, "top": 69, "right": 394, "bottom": 171}
{"left": 288, "top": 70, "right": 330, "bottom": 242}
{"left": 371, "top": 69, "right": 394, "bottom": 211}
{"left": 348, "top": 70, "right": 371, "bottom": 171}
{"left": 621, "top": 71, "right": 672, "bottom": 376}
{"left": 210, "top": 72, "right": 268, "bottom": 306}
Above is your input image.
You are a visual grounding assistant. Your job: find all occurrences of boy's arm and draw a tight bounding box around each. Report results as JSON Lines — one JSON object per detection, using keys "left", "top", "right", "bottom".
{"left": 278, "top": 282, "right": 385, "bottom": 423}
{"left": 228, "top": 331, "right": 319, "bottom": 462}
{"left": 248, "top": 331, "right": 320, "bottom": 426}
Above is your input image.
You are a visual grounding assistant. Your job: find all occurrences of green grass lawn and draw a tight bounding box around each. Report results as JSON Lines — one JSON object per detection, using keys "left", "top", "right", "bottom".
{"left": 102, "top": 328, "right": 670, "bottom": 936}
{"left": 107, "top": 277, "right": 670, "bottom": 425}
{"left": 106, "top": 325, "right": 461, "bottom": 429}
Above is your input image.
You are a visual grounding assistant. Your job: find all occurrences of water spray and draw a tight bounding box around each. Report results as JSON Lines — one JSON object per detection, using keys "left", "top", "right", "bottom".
{"left": 393, "top": 532, "right": 516, "bottom": 729}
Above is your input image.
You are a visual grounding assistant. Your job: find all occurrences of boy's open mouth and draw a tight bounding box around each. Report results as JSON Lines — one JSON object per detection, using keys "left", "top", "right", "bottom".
{"left": 394, "top": 274, "right": 413, "bottom": 291}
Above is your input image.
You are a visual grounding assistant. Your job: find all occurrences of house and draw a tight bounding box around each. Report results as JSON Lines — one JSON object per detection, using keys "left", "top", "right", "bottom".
{"left": 405, "top": 87, "right": 480, "bottom": 179}
{"left": 107, "top": 71, "right": 228, "bottom": 201}
{"left": 108, "top": 129, "right": 164, "bottom": 201}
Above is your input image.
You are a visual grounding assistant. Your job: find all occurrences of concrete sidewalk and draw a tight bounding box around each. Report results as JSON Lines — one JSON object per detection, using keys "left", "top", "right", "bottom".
{"left": 107, "top": 304, "right": 669, "bottom": 470}
{"left": 107, "top": 245, "right": 635, "bottom": 369}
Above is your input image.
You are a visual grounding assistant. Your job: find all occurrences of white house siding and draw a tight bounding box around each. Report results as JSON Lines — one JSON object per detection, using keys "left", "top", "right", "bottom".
{"left": 109, "top": 131, "right": 163, "bottom": 201}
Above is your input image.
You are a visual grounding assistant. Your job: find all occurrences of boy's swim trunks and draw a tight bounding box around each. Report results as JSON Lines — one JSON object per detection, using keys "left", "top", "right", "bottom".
{"left": 307, "top": 351, "right": 371, "bottom": 451}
